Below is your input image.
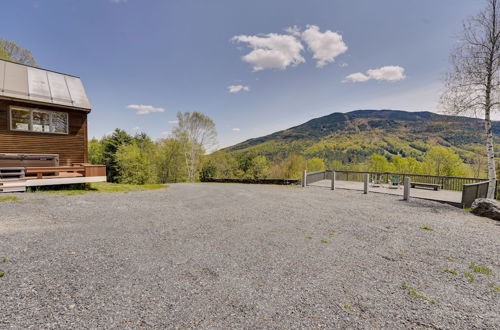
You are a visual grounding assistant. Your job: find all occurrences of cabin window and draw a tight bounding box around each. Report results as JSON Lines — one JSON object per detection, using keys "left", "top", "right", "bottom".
{"left": 10, "top": 107, "right": 68, "bottom": 134}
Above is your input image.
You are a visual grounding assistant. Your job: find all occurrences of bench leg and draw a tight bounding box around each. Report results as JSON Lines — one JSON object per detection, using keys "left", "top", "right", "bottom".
{"left": 37, "top": 173, "right": 42, "bottom": 179}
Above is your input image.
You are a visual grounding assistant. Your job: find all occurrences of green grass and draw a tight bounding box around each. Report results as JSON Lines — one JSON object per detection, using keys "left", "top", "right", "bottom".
{"left": 305, "top": 236, "right": 313, "bottom": 239}
{"left": 343, "top": 304, "right": 353, "bottom": 311}
{"left": 0, "top": 196, "right": 21, "bottom": 202}
{"left": 34, "top": 182, "right": 167, "bottom": 195}
{"left": 321, "top": 239, "right": 328, "bottom": 244}
{"left": 469, "top": 263, "right": 493, "bottom": 275}
{"left": 420, "top": 225, "right": 433, "bottom": 231}
{"left": 463, "top": 271, "right": 475, "bottom": 282}
{"left": 490, "top": 285, "right": 500, "bottom": 292}
{"left": 443, "top": 268, "right": 458, "bottom": 275}
{"left": 2, "top": 257, "right": 7, "bottom": 263}
{"left": 328, "top": 232, "right": 334, "bottom": 237}
{"left": 401, "top": 282, "right": 436, "bottom": 304}
{"left": 0, "top": 271, "right": 4, "bottom": 277}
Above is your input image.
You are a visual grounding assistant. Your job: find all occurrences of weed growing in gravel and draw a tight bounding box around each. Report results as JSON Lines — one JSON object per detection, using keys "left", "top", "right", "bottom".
{"left": 420, "top": 225, "right": 433, "bottom": 231}
{"left": 447, "top": 257, "right": 457, "bottom": 262}
{"left": 401, "top": 282, "right": 436, "bottom": 304}
{"left": 343, "top": 304, "right": 353, "bottom": 311}
{"left": 443, "top": 268, "right": 457, "bottom": 275}
{"left": 321, "top": 239, "right": 328, "bottom": 243}
{"left": 490, "top": 285, "right": 500, "bottom": 291}
{"left": 0, "top": 271, "right": 4, "bottom": 277}
{"left": 2, "top": 257, "right": 7, "bottom": 263}
{"left": 328, "top": 232, "right": 334, "bottom": 237}
{"left": 463, "top": 271, "right": 475, "bottom": 282}
{"left": 469, "top": 263, "right": 493, "bottom": 275}
{"left": 0, "top": 196, "right": 21, "bottom": 202}
{"left": 305, "top": 236, "right": 313, "bottom": 239}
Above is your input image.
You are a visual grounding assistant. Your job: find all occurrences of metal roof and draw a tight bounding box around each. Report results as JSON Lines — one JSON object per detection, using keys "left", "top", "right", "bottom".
{"left": 0, "top": 59, "right": 91, "bottom": 111}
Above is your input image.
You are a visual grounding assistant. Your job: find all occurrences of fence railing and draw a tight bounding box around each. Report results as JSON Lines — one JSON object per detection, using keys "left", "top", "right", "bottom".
{"left": 329, "top": 170, "right": 487, "bottom": 192}
{"left": 462, "top": 181, "right": 490, "bottom": 208}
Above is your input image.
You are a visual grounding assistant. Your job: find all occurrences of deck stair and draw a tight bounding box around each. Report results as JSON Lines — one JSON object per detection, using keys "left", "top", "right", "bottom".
{"left": 0, "top": 167, "right": 25, "bottom": 179}
{"left": 0, "top": 179, "right": 27, "bottom": 193}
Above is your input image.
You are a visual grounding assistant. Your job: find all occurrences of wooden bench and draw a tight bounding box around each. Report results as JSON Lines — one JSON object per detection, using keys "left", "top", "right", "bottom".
{"left": 410, "top": 182, "right": 441, "bottom": 191}
{"left": 25, "top": 166, "right": 86, "bottom": 179}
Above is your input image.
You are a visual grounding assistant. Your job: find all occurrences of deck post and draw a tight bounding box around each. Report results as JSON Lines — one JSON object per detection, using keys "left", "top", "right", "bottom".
{"left": 404, "top": 177, "right": 411, "bottom": 201}
{"left": 364, "top": 174, "right": 369, "bottom": 194}
{"left": 331, "top": 171, "right": 336, "bottom": 190}
{"left": 302, "top": 170, "right": 307, "bottom": 188}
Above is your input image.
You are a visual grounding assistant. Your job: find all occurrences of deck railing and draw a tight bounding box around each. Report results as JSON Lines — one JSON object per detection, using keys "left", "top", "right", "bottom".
{"left": 329, "top": 170, "right": 487, "bottom": 192}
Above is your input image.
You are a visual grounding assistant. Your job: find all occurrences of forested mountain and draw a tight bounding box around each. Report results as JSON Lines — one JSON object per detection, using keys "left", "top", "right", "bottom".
{"left": 223, "top": 110, "right": 499, "bottom": 164}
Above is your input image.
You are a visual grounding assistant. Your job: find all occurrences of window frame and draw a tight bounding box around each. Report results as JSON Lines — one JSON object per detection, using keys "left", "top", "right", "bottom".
{"left": 9, "top": 106, "right": 69, "bottom": 135}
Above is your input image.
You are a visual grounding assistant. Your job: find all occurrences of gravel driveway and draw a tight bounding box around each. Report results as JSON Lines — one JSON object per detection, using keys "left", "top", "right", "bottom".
{"left": 1, "top": 183, "right": 499, "bottom": 329}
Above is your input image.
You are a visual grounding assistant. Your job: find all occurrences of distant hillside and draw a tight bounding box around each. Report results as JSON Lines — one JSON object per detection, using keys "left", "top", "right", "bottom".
{"left": 223, "top": 110, "right": 499, "bottom": 164}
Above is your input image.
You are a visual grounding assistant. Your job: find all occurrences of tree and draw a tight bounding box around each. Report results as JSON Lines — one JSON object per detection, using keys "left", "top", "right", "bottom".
{"left": 422, "top": 147, "right": 467, "bottom": 177}
{"left": 88, "top": 138, "right": 105, "bottom": 165}
{"left": 0, "top": 38, "right": 37, "bottom": 66}
{"left": 368, "top": 154, "right": 392, "bottom": 172}
{"left": 156, "top": 138, "right": 187, "bottom": 183}
{"left": 249, "top": 155, "right": 270, "bottom": 179}
{"left": 115, "top": 140, "right": 157, "bottom": 184}
{"left": 173, "top": 112, "right": 217, "bottom": 182}
{"left": 307, "top": 157, "right": 326, "bottom": 172}
{"left": 101, "top": 129, "right": 134, "bottom": 182}
{"left": 441, "top": 0, "right": 500, "bottom": 197}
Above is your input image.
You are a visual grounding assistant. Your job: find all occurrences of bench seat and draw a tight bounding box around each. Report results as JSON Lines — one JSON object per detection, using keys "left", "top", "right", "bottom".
{"left": 410, "top": 182, "right": 441, "bottom": 191}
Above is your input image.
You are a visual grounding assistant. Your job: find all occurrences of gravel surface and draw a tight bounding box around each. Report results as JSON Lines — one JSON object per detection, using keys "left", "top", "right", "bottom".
{"left": 0, "top": 183, "right": 499, "bottom": 329}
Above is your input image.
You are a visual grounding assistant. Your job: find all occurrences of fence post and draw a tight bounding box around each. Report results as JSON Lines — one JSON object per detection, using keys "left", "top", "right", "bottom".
{"left": 302, "top": 170, "right": 307, "bottom": 188}
{"left": 404, "top": 177, "right": 411, "bottom": 201}
{"left": 364, "top": 174, "right": 369, "bottom": 194}
{"left": 331, "top": 171, "right": 336, "bottom": 190}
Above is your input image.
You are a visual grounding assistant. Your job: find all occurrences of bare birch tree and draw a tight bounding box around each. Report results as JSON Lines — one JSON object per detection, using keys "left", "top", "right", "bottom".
{"left": 173, "top": 112, "right": 217, "bottom": 182}
{"left": 441, "top": 0, "right": 500, "bottom": 198}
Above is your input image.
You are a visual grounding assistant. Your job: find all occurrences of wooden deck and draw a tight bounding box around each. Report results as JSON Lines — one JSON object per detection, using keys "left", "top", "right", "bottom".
{"left": 309, "top": 180, "right": 463, "bottom": 206}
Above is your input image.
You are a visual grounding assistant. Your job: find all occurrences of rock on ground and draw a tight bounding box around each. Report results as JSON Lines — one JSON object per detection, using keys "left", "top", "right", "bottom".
{"left": 471, "top": 198, "right": 500, "bottom": 221}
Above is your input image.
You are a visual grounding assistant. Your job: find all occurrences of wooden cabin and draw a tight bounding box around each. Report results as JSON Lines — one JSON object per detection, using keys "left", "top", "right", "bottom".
{"left": 0, "top": 59, "right": 106, "bottom": 192}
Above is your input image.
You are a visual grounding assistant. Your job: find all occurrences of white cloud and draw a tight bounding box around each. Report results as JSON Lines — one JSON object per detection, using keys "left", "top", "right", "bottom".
{"left": 301, "top": 25, "right": 348, "bottom": 68}
{"left": 367, "top": 66, "right": 406, "bottom": 81}
{"left": 232, "top": 128, "right": 241, "bottom": 132}
{"left": 344, "top": 72, "right": 370, "bottom": 82}
{"left": 339, "top": 62, "right": 349, "bottom": 68}
{"left": 232, "top": 33, "right": 305, "bottom": 71}
{"left": 284, "top": 25, "right": 301, "bottom": 37}
{"left": 161, "top": 131, "right": 171, "bottom": 136}
{"left": 127, "top": 104, "right": 165, "bottom": 115}
{"left": 228, "top": 85, "right": 250, "bottom": 93}
{"left": 344, "top": 66, "right": 406, "bottom": 83}
{"left": 168, "top": 120, "right": 179, "bottom": 124}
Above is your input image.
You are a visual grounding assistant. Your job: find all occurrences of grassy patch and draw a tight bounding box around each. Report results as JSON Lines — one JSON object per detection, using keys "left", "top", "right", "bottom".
{"left": 469, "top": 263, "right": 493, "bottom": 275}
{"left": 328, "top": 232, "right": 334, "bottom": 237}
{"left": 463, "top": 271, "right": 475, "bottom": 282}
{"left": 464, "top": 207, "right": 472, "bottom": 212}
{"left": 343, "top": 304, "right": 353, "bottom": 311}
{"left": 443, "top": 268, "right": 457, "bottom": 275}
{"left": 0, "top": 271, "right": 4, "bottom": 277}
{"left": 420, "top": 225, "right": 433, "bottom": 231}
{"left": 321, "top": 239, "right": 328, "bottom": 244}
{"left": 0, "top": 196, "right": 21, "bottom": 202}
{"left": 490, "top": 285, "right": 500, "bottom": 292}
{"left": 401, "top": 282, "right": 436, "bottom": 304}
{"left": 305, "top": 236, "right": 313, "bottom": 239}
{"left": 33, "top": 182, "right": 166, "bottom": 195}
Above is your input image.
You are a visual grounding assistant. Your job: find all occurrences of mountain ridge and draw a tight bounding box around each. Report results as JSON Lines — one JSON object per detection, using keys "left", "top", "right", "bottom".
{"left": 222, "top": 109, "right": 499, "bottom": 164}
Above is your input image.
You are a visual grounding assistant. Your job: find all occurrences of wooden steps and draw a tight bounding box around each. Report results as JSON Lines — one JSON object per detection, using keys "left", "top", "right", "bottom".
{"left": 0, "top": 179, "right": 27, "bottom": 193}
{"left": 0, "top": 167, "right": 25, "bottom": 179}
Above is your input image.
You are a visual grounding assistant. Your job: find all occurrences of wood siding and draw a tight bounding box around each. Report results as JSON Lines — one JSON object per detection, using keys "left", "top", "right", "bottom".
{"left": 0, "top": 99, "right": 88, "bottom": 166}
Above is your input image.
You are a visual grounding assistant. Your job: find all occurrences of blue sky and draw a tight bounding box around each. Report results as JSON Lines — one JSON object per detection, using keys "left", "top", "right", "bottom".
{"left": 2, "top": 0, "right": 485, "bottom": 148}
